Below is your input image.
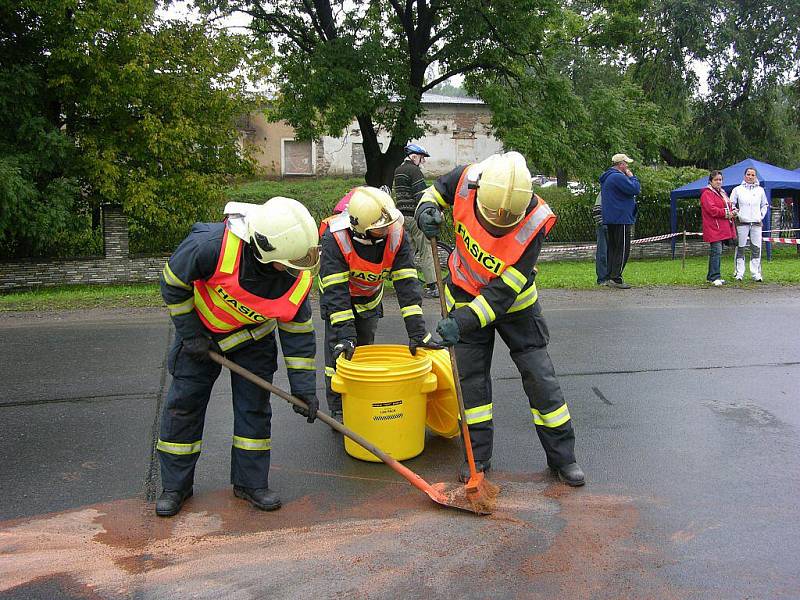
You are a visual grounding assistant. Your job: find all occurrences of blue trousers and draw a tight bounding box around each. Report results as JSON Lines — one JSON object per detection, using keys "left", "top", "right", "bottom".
{"left": 595, "top": 225, "right": 610, "bottom": 284}
{"left": 707, "top": 241, "right": 723, "bottom": 282}
{"left": 158, "top": 334, "right": 278, "bottom": 491}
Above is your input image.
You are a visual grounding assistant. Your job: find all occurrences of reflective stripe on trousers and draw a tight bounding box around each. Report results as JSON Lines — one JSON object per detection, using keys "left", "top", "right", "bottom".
{"left": 454, "top": 302, "right": 576, "bottom": 467}
{"left": 158, "top": 332, "right": 278, "bottom": 490}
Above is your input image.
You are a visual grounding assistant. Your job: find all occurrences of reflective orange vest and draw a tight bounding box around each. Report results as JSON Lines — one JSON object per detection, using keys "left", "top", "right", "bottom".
{"left": 193, "top": 227, "right": 312, "bottom": 333}
{"left": 333, "top": 223, "right": 404, "bottom": 297}
{"left": 449, "top": 167, "right": 556, "bottom": 297}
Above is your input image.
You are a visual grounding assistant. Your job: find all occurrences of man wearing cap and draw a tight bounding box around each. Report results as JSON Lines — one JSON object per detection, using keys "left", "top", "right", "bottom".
{"left": 599, "top": 153, "right": 641, "bottom": 289}
{"left": 393, "top": 143, "right": 440, "bottom": 299}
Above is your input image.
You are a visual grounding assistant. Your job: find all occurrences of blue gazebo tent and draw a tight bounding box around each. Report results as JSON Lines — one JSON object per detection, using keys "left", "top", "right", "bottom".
{"left": 670, "top": 158, "right": 800, "bottom": 258}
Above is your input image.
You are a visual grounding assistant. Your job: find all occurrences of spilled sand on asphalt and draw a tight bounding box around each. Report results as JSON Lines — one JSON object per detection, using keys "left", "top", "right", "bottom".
{"left": 0, "top": 479, "right": 693, "bottom": 598}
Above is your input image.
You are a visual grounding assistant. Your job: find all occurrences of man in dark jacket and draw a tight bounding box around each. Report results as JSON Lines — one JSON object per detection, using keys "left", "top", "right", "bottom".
{"left": 599, "top": 153, "right": 641, "bottom": 289}
{"left": 393, "top": 143, "right": 439, "bottom": 298}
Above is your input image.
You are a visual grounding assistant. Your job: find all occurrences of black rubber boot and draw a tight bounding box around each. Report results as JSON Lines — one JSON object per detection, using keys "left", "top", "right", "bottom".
{"left": 550, "top": 462, "right": 585, "bottom": 487}
{"left": 155, "top": 488, "right": 193, "bottom": 517}
{"left": 233, "top": 486, "right": 282, "bottom": 511}
{"left": 458, "top": 460, "right": 491, "bottom": 483}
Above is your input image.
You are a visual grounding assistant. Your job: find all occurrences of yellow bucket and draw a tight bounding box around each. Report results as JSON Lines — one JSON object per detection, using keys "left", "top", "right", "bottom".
{"left": 331, "top": 344, "right": 437, "bottom": 462}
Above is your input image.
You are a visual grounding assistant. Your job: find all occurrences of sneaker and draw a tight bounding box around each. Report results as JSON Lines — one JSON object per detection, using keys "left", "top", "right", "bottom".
{"left": 753, "top": 276, "right": 763, "bottom": 282}
{"left": 608, "top": 280, "right": 632, "bottom": 289}
{"left": 424, "top": 284, "right": 440, "bottom": 299}
{"left": 734, "top": 276, "right": 743, "bottom": 281}
{"left": 710, "top": 279, "right": 724, "bottom": 287}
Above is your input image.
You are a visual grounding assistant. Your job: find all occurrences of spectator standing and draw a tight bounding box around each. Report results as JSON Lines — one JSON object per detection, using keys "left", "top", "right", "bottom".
{"left": 592, "top": 192, "right": 609, "bottom": 285}
{"left": 393, "top": 143, "right": 439, "bottom": 298}
{"left": 700, "top": 170, "right": 737, "bottom": 286}
{"left": 730, "top": 167, "right": 768, "bottom": 281}
{"left": 599, "top": 153, "right": 640, "bottom": 289}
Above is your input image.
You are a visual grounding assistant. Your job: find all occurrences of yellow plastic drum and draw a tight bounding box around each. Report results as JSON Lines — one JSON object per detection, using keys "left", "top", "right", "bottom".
{"left": 416, "top": 348, "right": 460, "bottom": 439}
{"left": 330, "top": 344, "right": 437, "bottom": 462}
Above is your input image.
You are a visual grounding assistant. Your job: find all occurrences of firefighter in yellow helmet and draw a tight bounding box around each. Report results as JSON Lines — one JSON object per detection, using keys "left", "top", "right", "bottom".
{"left": 415, "top": 153, "right": 585, "bottom": 486}
{"left": 319, "top": 186, "right": 442, "bottom": 422}
{"left": 156, "top": 197, "right": 321, "bottom": 517}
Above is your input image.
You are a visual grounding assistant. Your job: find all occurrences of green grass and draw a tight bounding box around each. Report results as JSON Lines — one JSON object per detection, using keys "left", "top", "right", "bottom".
{"left": 225, "top": 177, "right": 365, "bottom": 224}
{"left": 2, "top": 250, "right": 797, "bottom": 311}
{"left": 0, "top": 284, "right": 162, "bottom": 312}
{"left": 537, "top": 247, "right": 800, "bottom": 288}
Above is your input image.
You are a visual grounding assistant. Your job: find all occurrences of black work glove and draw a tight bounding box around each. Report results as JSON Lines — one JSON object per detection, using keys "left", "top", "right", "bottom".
{"left": 332, "top": 338, "right": 356, "bottom": 362}
{"left": 409, "top": 333, "right": 446, "bottom": 356}
{"left": 435, "top": 317, "right": 461, "bottom": 347}
{"left": 181, "top": 335, "right": 218, "bottom": 363}
{"left": 416, "top": 205, "right": 443, "bottom": 239}
{"left": 292, "top": 393, "right": 319, "bottom": 423}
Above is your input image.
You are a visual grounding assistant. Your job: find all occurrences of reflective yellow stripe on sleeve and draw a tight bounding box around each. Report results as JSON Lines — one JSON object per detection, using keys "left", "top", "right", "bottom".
{"left": 162, "top": 263, "right": 191, "bottom": 290}
{"left": 464, "top": 403, "right": 493, "bottom": 425}
{"left": 400, "top": 304, "right": 423, "bottom": 318}
{"left": 167, "top": 297, "right": 195, "bottom": 316}
{"left": 325, "top": 366, "right": 336, "bottom": 377}
{"left": 500, "top": 266, "right": 527, "bottom": 294}
{"left": 321, "top": 272, "right": 350, "bottom": 288}
{"left": 467, "top": 295, "right": 496, "bottom": 328}
{"left": 531, "top": 404, "right": 571, "bottom": 428}
{"left": 278, "top": 318, "right": 314, "bottom": 334}
{"left": 508, "top": 283, "right": 538, "bottom": 313}
{"left": 157, "top": 439, "right": 202, "bottom": 455}
{"left": 391, "top": 268, "right": 418, "bottom": 282}
{"left": 330, "top": 309, "right": 355, "bottom": 325}
{"left": 420, "top": 186, "right": 448, "bottom": 210}
{"left": 232, "top": 435, "right": 271, "bottom": 451}
{"left": 284, "top": 356, "right": 315, "bottom": 371}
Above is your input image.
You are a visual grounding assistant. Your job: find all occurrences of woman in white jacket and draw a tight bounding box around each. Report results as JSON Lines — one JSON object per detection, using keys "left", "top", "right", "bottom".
{"left": 730, "top": 167, "right": 768, "bottom": 281}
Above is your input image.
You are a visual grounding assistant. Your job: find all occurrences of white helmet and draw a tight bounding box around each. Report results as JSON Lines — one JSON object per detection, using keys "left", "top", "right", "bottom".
{"left": 246, "top": 197, "right": 320, "bottom": 274}
{"left": 347, "top": 186, "right": 403, "bottom": 235}
{"left": 476, "top": 152, "right": 533, "bottom": 228}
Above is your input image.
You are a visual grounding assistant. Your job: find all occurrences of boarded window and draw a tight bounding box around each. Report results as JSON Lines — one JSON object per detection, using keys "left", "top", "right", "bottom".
{"left": 283, "top": 140, "right": 313, "bottom": 175}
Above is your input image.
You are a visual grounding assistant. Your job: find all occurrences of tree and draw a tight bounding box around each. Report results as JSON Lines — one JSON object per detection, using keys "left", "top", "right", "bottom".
{"left": 0, "top": 1, "right": 257, "bottom": 258}
{"left": 473, "top": 1, "right": 677, "bottom": 183}
{"left": 197, "top": 0, "right": 562, "bottom": 186}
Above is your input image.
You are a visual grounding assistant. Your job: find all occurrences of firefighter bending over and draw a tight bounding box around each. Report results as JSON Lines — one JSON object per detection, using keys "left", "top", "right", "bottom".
{"left": 319, "top": 186, "right": 442, "bottom": 422}
{"left": 156, "top": 197, "right": 320, "bottom": 516}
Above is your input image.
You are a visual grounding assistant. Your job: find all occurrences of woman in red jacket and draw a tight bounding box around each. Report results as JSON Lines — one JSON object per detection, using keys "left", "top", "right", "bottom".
{"left": 700, "top": 170, "right": 737, "bottom": 286}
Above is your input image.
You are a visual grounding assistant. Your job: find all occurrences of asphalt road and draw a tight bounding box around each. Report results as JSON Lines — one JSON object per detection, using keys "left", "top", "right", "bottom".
{"left": 1, "top": 286, "right": 798, "bottom": 599}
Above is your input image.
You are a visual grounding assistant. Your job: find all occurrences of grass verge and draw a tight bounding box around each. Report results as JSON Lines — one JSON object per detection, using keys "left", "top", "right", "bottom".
{"left": 1, "top": 251, "right": 797, "bottom": 311}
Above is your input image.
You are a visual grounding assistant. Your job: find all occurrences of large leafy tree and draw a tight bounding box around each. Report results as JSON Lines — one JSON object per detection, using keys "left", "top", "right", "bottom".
{"left": 197, "top": 0, "right": 562, "bottom": 186}
{"left": 473, "top": 1, "right": 677, "bottom": 182}
{"left": 0, "top": 1, "right": 256, "bottom": 258}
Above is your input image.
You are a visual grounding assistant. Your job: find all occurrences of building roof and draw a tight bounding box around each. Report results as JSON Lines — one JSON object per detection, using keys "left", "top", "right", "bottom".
{"left": 421, "top": 92, "right": 484, "bottom": 105}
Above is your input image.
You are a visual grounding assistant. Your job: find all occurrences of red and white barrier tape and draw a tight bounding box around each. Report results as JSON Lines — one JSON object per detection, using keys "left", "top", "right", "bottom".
{"left": 762, "top": 228, "right": 800, "bottom": 234}
{"left": 540, "top": 231, "right": 703, "bottom": 254}
{"left": 763, "top": 237, "right": 800, "bottom": 245}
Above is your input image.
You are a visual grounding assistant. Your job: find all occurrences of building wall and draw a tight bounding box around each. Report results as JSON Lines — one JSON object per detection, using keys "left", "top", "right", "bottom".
{"left": 245, "top": 114, "right": 297, "bottom": 176}
{"left": 243, "top": 102, "right": 504, "bottom": 178}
